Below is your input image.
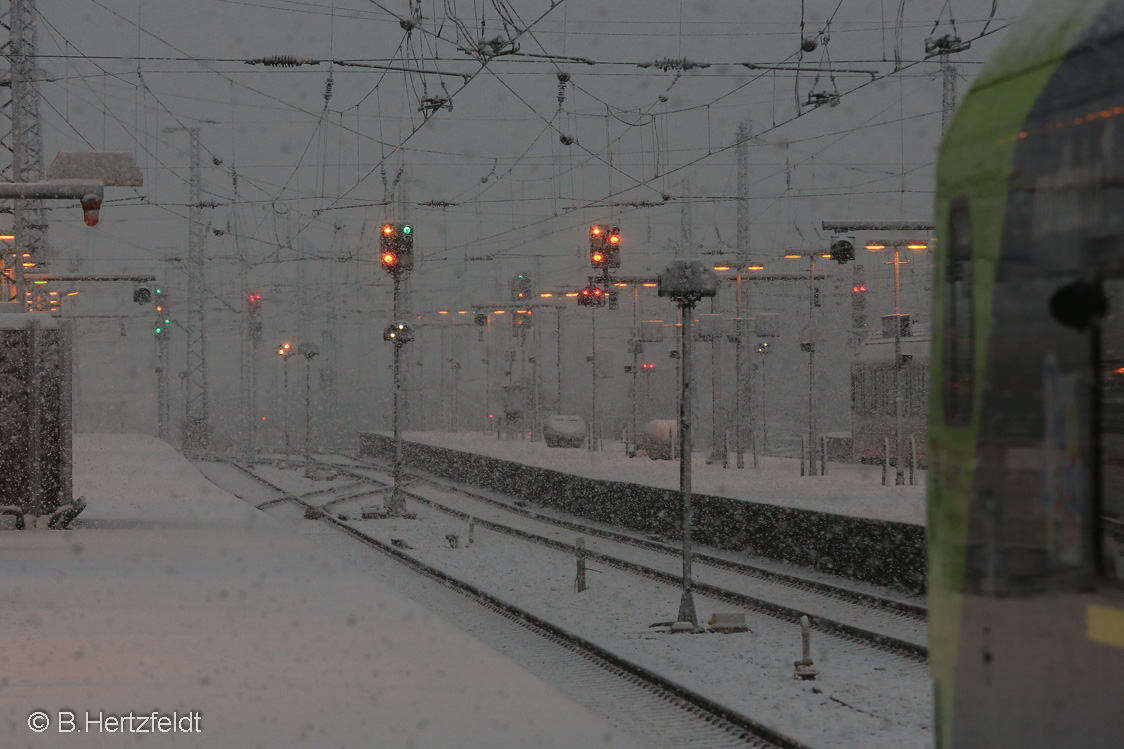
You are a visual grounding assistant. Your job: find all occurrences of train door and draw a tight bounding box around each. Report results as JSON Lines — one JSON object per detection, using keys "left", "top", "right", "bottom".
{"left": 1098, "top": 277, "right": 1124, "bottom": 583}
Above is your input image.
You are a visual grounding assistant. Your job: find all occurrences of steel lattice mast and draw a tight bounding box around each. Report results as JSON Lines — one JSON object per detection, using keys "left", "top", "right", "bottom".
{"left": 164, "top": 126, "right": 210, "bottom": 452}
{"left": 3, "top": 0, "right": 51, "bottom": 293}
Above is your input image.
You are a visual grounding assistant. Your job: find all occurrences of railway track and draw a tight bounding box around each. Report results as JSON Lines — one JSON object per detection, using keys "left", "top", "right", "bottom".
{"left": 201, "top": 458, "right": 817, "bottom": 749}
{"left": 336, "top": 453, "right": 925, "bottom": 615}
{"left": 312, "top": 453, "right": 927, "bottom": 662}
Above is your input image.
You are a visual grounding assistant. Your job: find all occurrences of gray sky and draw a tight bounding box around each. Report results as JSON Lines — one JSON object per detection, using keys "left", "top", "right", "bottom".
{"left": 37, "top": 1, "right": 1029, "bottom": 280}
{"left": 27, "top": 0, "right": 1032, "bottom": 439}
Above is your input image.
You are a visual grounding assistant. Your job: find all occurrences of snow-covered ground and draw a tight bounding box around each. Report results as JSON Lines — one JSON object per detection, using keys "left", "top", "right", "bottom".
{"left": 0, "top": 434, "right": 645, "bottom": 749}
{"left": 248, "top": 460, "right": 933, "bottom": 749}
{"left": 394, "top": 431, "right": 926, "bottom": 526}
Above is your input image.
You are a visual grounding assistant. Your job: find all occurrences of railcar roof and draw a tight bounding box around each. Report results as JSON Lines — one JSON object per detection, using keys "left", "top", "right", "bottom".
{"left": 971, "top": 0, "right": 1115, "bottom": 93}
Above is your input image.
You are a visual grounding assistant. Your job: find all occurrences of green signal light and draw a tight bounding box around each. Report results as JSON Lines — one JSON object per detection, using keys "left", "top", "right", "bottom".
{"left": 401, "top": 225, "right": 411, "bottom": 234}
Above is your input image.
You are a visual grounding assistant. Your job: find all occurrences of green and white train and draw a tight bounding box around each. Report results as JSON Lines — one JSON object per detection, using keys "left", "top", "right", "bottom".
{"left": 930, "top": 0, "right": 1124, "bottom": 746}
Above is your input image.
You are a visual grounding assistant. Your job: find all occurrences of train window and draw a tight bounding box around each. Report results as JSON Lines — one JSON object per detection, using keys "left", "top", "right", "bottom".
{"left": 1098, "top": 277, "right": 1124, "bottom": 583}
{"left": 943, "top": 198, "right": 973, "bottom": 426}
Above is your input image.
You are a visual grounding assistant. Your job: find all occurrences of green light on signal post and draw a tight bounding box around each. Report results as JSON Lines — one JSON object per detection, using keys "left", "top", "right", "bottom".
{"left": 402, "top": 225, "right": 411, "bottom": 234}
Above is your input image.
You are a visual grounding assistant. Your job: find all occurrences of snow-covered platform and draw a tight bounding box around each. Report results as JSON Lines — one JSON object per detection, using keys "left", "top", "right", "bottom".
{"left": 397, "top": 430, "right": 925, "bottom": 526}
{"left": 0, "top": 434, "right": 643, "bottom": 749}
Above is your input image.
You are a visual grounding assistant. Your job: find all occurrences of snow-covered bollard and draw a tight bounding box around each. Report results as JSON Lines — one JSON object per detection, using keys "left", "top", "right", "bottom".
{"left": 794, "top": 615, "right": 818, "bottom": 680}
{"left": 445, "top": 533, "right": 460, "bottom": 549}
{"left": 574, "top": 537, "right": 587, "bottom": 592}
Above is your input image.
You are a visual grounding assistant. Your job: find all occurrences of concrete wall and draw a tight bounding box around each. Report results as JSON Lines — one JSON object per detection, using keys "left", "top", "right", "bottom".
{"left": 359, "top": 432, "right": 926, "bottom": 594}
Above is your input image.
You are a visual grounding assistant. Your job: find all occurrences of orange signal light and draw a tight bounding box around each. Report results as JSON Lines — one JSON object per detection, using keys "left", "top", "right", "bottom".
{"left": 382, "top": 252, "right": 396, "bottom": 265}
{"left": 591, "top": 227, "right": 602, "bottom": 235}
{"left": 382, "top": 225, "right": 393, "bottom": 235}
{"left": 608, "top": 234, "right": 620, "bottom": 245}
{"left": 592, "top": 252, "right": 604, "bottom": 263}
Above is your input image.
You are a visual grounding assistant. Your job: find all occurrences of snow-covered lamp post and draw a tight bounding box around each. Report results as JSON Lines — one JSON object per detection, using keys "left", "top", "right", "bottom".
{"left": 298, "top": 342, "right": 320, "bottom": 477}
{"left": 658, "top": 258, "right": 717, "bottom": 631}
{"left": 276, "top": 342, "right": 295, "bottom": 466}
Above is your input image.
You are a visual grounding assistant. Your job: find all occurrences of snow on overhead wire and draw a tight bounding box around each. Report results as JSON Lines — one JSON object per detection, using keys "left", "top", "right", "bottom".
{"left": 246, "top": 56, "right": 322, "bottom": 67}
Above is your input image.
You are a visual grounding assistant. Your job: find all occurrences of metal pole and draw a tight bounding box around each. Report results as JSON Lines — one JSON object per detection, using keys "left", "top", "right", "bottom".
{"left": 735, "top": 122, "right": 750, "bottom": 470}
{"left": 157, "top": 335, "right": 169, "bottom": 442}
{"left": 388, "top": 275, "right": 406, "bottom": 514}
{"left": 630, "top": 286, "right": 639, "bottom": 453}
{"left": 304, "top": 355, "right": 312, "bottom": 475}
{"left": 941, "top": 52, "right": 958, "bottom": 135}
{"left": 709, "top": 296, "right": 725, "bottom": 465}
{"left": 532, "top": 317, "right": 540, "bottom": 441}
{"left": 556, "top": 307, "right": 563, "bottom": 414}
{"left": 809, "top": 343, "right": 816, "bottom": 477}
{"left": 760, "top": 355, "right": 768, "bottom": 450}
{"left": 484, "top": 314, "right": 492, "bottom": 435}
{"left": 734, "top": 269, "right": 745, "bottom": 468}
{"left": 248, "top": 334, "right": 258, "bottom": 459}
{"left": 27, "top": 318, "right": 43, "bottom": 517}
{"left": 59, "top": 315, "right": 73, "bottom": 506}
{"left": 676, "top": 299, "right": 698, "bottom": 628}
{"left": 893, "top": 246, "right": 905, "bottom": 486}
{"left": 282, "top": 356, "right": 290, "bottom": 466}
{"left": 807, "top": 258, "right": 817, "bottom": 478}
{"left": 590, "top": 305, "right": 598, "bottom": 452}
{"left": 452, "top": 361, "right": 460, "bottom": 431}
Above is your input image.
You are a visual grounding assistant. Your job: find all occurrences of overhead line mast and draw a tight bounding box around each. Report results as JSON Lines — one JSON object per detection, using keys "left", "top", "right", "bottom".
{"left": 3, "top": 0, "right": 51, "bottom": 286}
{"left": 164, "top": 125, "right": 213, "bottom": 452}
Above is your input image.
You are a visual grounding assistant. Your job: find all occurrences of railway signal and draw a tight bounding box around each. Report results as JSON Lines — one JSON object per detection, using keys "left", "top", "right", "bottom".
{"left": 379, "top": 222, "right": 414, "bottom": 275}
{"left": 154, "top": 290, "right": 170, "bottom": 339}
{"left": 578, "top": 284, "right": 606, "bottom": 307}
{"left": 133, "top": 285, "right": 152, "bottom": 304}
{"left": 383, "top": 321, "right": 413, "bottom": 344}
{"left": 511, "top": 272, "right": 532, "bottom": 302}
{"left": 830, "top": 236, "right": 855, "bottom": 264}
{"left": 590, "top": 224, "right": 621, "bottom": 269}
{"left": 248, "top": 291, "right": 263, "bottom": 346}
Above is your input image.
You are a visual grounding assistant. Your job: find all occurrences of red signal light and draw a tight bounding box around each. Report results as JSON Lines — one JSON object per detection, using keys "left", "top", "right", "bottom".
{"left": 592, "top": 252, "right": 604, "bottom": 263}
{"left": 382, "top": 252, "right": 397, "bottom": 266}
{"left": 608, "top": 234, "right": 620, "bottom": 245}
{"left": 382, "top": 224, "right": 394, "bottom": 235}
